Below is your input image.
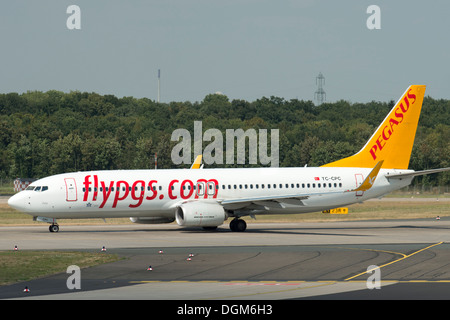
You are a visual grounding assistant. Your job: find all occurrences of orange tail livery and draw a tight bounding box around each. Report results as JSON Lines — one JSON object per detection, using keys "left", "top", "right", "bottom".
{"left": 322, "top": 85, "right": 426, "bottom": 169}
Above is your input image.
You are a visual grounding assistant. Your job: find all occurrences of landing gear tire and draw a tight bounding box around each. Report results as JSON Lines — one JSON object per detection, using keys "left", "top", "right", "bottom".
{"left": 49, "top": 224, "right": 59, "bottom": 233}
{"left": 230, "top": 218, "right": 247, "bottom": 232}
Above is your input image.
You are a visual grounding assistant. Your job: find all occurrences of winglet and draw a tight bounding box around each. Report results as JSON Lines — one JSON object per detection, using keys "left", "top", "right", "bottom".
{"left": 350, "top": 160, "right": 384, "bottom": 192}
{"left": 190, "top": 155, "right": 203, "bottom": 169}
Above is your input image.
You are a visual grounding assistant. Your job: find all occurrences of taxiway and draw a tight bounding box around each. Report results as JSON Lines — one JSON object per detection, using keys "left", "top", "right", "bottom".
{"left": 1, "top": 219, "right": 450, "bottom": 300}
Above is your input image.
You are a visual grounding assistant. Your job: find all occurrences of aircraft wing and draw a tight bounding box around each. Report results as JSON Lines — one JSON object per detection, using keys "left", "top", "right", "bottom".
{"left": 221, "top": 194, "right": 309, "bottom": 207}
{"left": 190, "top": 155, "right": 203, "bottom": 169}
{"left": 219, "top": 191, "right": 340, "bottom": 211}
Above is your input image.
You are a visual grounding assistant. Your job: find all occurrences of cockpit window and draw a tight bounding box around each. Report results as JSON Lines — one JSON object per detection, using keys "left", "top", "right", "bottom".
{"left": 26, "top": 186, "right": 48, "bottom": 192}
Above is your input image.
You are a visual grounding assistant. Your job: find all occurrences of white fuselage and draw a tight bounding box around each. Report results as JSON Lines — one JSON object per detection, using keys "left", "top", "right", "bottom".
{"left": 8, "top": 167, "right": 413, "bottom": 220}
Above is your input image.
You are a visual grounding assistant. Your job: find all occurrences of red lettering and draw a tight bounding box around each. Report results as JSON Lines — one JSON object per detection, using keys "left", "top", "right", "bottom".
{"left": 83, "top": 175, "right": 91, "bottom": 201}
{"left": 394, "top": 107, "right": 404, "bottom": 123}
{"left": 146, "top": 180, "right": 158, "bottom": 200}
{"left": 407, "top": 88, "right": 416, "bottom": 104}
{"left": 84, "top": 177, "right": 220, "bottom": 208}
{"left": 93, "top": 175, "right": 98, "bottom": 201}
{"left": 369, "top": 145, "right": 378, "bottom": 160}
{"left": 382, "top": 126, "right": 391, "bottom": 141}
{"left": 113, "top": 180, "right": 129, "bottom": 208}
{"left": 399, "top": 96, "right": 410, "bottom": 113}
{"left": 376, "top": 135, "right": 385, "bottom": 151}
{"left": 180, "top": 180, "right": 194, "bottom": 199}
{"left": 208, "top": 179, "right": 219, "bottom": 199}
{"left": 168, "top": 180, "right": 179, "bottom": 200}
{"left": 100, "top": 181, "right": 114, "bottom": 208}
{"left": 130, "top": 180, "right": 145, "bottom": 208}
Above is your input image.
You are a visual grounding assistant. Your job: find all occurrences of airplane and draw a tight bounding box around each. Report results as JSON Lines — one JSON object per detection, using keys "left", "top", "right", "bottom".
{"left": 8, "top": 85, "right": 450, "bottom": 233}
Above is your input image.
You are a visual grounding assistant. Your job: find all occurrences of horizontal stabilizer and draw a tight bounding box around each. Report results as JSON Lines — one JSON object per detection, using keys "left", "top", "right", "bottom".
{"left": 386, "top": 167, "right": 450, "bottom": 179}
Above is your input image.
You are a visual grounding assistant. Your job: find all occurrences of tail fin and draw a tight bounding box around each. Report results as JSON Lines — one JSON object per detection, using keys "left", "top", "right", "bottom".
{"left": 322, "top": 85, "right": 426, "bottom": 169}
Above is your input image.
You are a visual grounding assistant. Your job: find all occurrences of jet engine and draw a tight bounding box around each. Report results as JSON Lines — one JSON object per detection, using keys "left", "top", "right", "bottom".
{"left": 175, "top": 202, "right": 226, "bottom": 227}
{"left": 130, "top": 217, "right": 175, "bottom": 224}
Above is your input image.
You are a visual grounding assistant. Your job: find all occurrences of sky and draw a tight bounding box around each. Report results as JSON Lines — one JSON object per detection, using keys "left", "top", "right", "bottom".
{"left": 1, "top": 0, "right": 449, "bottom": 103}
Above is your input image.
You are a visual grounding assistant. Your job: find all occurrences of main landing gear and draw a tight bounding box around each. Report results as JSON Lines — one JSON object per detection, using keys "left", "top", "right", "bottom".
{"left": 49, "top": 223, "right": 59, "bottom": 233}
{"left": 229, "top": 218, "right": 247, "bottom": 232}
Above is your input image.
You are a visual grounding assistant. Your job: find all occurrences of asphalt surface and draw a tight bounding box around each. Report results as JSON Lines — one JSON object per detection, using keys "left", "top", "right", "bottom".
{"left": 1, "top": 218, "right": 450, "bottom": 300}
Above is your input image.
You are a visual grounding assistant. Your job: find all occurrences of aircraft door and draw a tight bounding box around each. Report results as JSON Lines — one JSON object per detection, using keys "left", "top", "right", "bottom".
{"left": 354, "top": 174, "right": 364, "bottom": 197}
{"left": 65, "top": 178, "right": 78, "bottom": 202}
{"left": 196, "top": 182, "right": 205, "bottom": 197}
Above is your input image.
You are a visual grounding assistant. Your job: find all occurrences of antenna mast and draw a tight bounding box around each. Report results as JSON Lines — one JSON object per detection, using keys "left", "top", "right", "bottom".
{"left": 157, "top": 69, "right": 161, "bottom": 103}
{"left": 314, "top": 72, "right": 326, "bottom": 105}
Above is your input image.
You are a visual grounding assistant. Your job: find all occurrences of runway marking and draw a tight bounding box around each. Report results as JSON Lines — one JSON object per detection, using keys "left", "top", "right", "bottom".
{"left": 131, "top": 279, "right": 450, "bottom": 284}
{"left": 344, "top": 241, "right": 444, "bottom": 281}
{"left": 205, "top": 281, "right": 338, "bottom": 300}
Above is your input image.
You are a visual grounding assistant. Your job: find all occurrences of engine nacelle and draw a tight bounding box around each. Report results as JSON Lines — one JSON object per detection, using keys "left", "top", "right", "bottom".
{"left": 130, "top": 217, "right": 175, "bottom": 224}
{"left": 175, "top": 202, "right": 226, "bottom": 227}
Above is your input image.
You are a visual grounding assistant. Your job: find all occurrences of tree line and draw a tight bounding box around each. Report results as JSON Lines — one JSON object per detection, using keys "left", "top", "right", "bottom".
{"left": 0, "top": 90, "right": 448, "bottom": 185}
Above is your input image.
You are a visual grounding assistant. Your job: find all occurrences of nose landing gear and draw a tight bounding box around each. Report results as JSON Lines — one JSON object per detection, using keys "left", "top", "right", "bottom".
{"left": 33, "top": 216, "right": 60, "bottom": 233}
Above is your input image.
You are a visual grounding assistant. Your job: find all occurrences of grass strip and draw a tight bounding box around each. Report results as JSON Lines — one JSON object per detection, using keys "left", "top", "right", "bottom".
{"left": 0, "top": 250, "right": 121, "bottom": 286}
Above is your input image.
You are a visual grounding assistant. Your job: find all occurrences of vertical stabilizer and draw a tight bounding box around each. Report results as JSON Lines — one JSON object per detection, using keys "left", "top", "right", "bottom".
{"left": 322, "top": 85, "right": 426, "bottom": 169}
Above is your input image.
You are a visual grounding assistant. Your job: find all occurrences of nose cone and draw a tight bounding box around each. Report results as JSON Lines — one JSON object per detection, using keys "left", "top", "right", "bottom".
{"left": 8, "top": 192, "right": 27, "bottom": 212}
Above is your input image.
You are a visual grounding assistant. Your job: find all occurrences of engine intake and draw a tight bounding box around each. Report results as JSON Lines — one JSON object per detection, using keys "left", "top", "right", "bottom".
{"left": 175, "top": 202, "right": 226, "bottom": 227}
